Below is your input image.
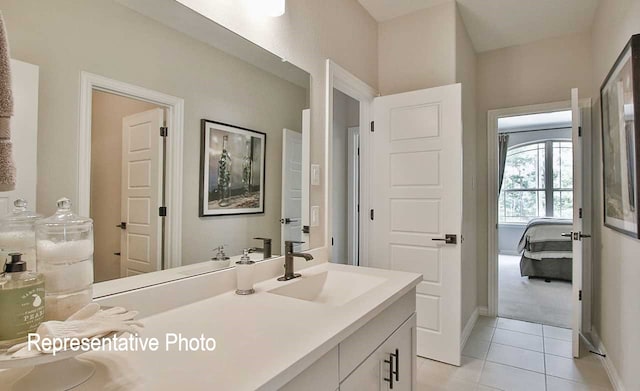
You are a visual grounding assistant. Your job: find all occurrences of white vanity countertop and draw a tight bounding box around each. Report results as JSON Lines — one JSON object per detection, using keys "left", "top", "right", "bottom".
{"left": 1, "top": 263, "right": 421, "bottom": 390}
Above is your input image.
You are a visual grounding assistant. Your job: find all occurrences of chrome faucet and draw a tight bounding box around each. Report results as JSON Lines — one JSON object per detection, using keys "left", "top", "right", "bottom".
{"left": 278, "top": 240, "right": 313, "bottom": 281}
{"left": 249, "top": 237, "right": 272, "bottom": 259}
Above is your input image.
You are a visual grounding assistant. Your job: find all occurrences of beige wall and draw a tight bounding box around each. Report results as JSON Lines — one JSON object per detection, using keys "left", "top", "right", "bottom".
{"left": 378, "top": 1, "right": 456, "bottom": 95}
{"left": 475, "top": 31, "right": 594, "bottom": 308}
{"left": 90, "top": 91, "right": 159, "bottom": 282}
{"left": 3, "top": 0, "right": 307, "bottom": 263}
{"left": 590, "top": 0, "right": 640, "bottom": 389}
{"left": 455, "top": 4, "right": 478, "bottom": 330}
{"left": 177, "top": 0, "right": 379, "bottom": 250}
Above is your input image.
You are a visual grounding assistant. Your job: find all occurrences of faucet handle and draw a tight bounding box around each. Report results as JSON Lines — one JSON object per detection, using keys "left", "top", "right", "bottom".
{"left": 254, "top": 237, "right": 272, "bottom": 243}
{"left": 285, "top": 240, "right": 305, "bottom": 245}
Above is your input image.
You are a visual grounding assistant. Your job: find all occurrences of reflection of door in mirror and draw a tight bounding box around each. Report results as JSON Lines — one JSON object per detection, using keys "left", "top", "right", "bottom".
{"left": 90, "top": 91, "right": 165, "bottom": 282}
{"left": 281, "top": 128, "right": 303, "bottom": 253}
{"left": 0, "top": 60, "right": 38, "bottom": 217}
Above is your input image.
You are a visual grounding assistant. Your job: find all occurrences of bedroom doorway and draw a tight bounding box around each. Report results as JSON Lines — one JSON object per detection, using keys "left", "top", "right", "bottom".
{"left": 487, "top": 93, "right": 593, "bottom": 356}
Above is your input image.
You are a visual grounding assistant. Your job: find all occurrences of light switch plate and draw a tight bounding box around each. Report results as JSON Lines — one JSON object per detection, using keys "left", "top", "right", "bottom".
{"left": 311, "top": 164, "right": 320, "bottom": 186}
{"left": 310, "top": 206, "right": 320, "bottom": 227}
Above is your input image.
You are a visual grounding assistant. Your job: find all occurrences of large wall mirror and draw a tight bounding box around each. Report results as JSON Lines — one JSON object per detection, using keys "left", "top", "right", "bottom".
{"left": 0, "top": 0, "right": 312, "bottom": 290}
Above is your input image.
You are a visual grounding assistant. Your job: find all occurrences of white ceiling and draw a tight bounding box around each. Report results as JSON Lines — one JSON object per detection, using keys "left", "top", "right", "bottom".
{"left": 358, "top": 0, "right": 600, "bottom": 52}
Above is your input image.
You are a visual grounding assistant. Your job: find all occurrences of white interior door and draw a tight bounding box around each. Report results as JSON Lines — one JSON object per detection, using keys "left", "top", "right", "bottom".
{"left": 120, "top": 108, "right": 164, "bottom": 277}
{"left": 0, "top": 60, "right": 38, "bottom": 216}
{"left": 281, "top": 128, "right": 303, "bottom": 253}
{"left": 371, "top": 84, "right": 463, "bottom": 365}
{"left": 571, "top": 88, "right": 585, "bottom": 358}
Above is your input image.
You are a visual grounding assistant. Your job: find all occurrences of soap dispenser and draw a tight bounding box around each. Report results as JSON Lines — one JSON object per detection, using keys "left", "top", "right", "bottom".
{"left": 235, "top": 249, "right": 255, "bottom": 295}
{"left": 0, "top": 253, "right": 45, "bottom": 350}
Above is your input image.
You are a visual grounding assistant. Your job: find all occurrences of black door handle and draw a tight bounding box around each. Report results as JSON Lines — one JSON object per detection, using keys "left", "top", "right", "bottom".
{"left": 393, "top": 348, "right": 399, "bottom": 381}
{"left": 113, "top": 252, "right": 121, "bottom": 256}
{"left": 561, "top": 232, "right": 573, "bottom": 238}
{"left": 116, "top": 222, "right": 127, "bottom": 230}
{"left": 432, "top": 234, "right": 457, "bottom": 244}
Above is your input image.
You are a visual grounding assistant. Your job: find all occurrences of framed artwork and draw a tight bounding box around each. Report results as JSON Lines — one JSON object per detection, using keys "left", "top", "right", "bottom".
{"left": 199, "top": 119, "right": 266, "bottom": 217}
{"left": 600, "top": 33, "right": 640, "bottom": 238}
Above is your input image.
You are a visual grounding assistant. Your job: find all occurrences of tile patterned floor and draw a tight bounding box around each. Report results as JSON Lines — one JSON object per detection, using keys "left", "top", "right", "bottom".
{"left": 416, "top": 316, "right": 613, "bottom": 391}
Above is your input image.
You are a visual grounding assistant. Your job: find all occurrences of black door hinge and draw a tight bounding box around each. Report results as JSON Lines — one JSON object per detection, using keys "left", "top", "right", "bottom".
{"left": 370, "top": 209, "right": 375, "bottom": 220}
{"left": 159, "top": 207, "right": 167, "bottom": 217}
{"left": 579, "top": 290, "right": 582, "bottom": 301}
{"left": 160, "top": 126, "right": 168, "bottom": 137}
{"left": 578, "top": 126, "right": 582, "bottom": 137}
{"left": 357, "top": 204, "right": 360, "bottom": 213}
{"left": 357, "top": 147, "right": 360, "bottom": 156}
{"left": 331, "top": 237, "right": 334, "bottom": 246}
{"left": 579, "top": 208, "right": 583, "bottom": 218}
{"left": 370, "top": 121, "right": 375, "bottom": 132}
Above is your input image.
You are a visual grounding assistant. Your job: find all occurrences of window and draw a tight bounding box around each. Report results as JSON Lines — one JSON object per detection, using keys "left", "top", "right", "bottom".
{"left": 498, "top": 140, "right": 573, "bottom": 223}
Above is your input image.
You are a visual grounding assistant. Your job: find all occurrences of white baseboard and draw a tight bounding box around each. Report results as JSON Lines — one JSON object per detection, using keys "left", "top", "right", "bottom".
{"left": 591, "top": 326, "right": 625, "bottom": 391}
{"left": 461, "top": 308, "right": 479, "bottom": 350}
{"left": 477, "top": 306, "right": 489, "bottom": 317}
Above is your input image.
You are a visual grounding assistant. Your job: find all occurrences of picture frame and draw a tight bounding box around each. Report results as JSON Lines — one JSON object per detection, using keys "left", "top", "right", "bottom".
{"left": 600, "top": 33, "right": 640, "bottom": 239}
{"left": 199, "top": 119, "right": 266, "bottom": 217}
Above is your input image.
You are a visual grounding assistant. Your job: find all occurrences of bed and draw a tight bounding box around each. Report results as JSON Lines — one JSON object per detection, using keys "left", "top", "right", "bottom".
{"left": 517, "top": 218, "right": 573, "bottom": 281}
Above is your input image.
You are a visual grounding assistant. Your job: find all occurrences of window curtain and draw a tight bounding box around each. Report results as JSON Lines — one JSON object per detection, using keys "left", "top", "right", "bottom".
{"left": 498, "top": 134, "right": 510, "bottom": 195}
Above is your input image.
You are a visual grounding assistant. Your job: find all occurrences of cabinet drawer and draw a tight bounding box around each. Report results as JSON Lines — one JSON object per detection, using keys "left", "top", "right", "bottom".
{"left": 341, "top": 314, "right": 416, "bottom": 391}
{"left": 339, "top": 289, "right": 415, "bottom": 381}
{"left": 280, "top": 346, "right": 339, "bottom": 391}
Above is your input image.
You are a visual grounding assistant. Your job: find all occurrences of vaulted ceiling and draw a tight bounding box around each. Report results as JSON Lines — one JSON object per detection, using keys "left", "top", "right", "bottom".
{"left": 357, "top": 0, "right": 600, "bottom": 52}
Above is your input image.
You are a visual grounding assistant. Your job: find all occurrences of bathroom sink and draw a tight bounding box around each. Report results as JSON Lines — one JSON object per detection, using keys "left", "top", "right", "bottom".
{"left": 268, "top": 270, "right": 387, "bottom": 306}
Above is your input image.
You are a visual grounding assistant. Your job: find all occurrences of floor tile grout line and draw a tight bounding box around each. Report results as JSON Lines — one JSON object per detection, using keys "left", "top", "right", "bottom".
{"left": 484, "top": 354, "right": 546, "bottom": 375}
{"left": 490, "top": 340, "right": 544, "bottom": 354}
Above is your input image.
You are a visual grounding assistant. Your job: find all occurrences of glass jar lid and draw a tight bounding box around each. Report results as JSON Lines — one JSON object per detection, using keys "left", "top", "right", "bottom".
{"left": 36, "top": 198, "right": 93, "bottom": 227}
{"left": 0, "top": 199, "right": 41, "bottom": 224}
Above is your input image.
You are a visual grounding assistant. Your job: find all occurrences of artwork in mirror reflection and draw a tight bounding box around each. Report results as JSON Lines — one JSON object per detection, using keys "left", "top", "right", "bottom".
{"left": 200, "top": 120, "right": 266, "bottom": 216}
{"left": 0, "top": 0, "right": 311, "bottom": 287}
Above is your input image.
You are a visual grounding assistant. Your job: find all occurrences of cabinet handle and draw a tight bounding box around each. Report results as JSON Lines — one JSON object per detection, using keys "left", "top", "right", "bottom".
{"left": 384, "top": 353, "right": 394, "bottom": 389}
{"left": 393, "top": 348, "right": 399, "bottom": 381}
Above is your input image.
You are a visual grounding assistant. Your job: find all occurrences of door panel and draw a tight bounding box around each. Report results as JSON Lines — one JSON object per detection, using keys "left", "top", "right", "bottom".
{"left": 571, "top": 88, "right": 584, "bottom": 358}
{"left": 371, "top": 84, "right": 462, "bottom": 365}
{"left": 121, "top": 108, "right": 164, "bottom": 277}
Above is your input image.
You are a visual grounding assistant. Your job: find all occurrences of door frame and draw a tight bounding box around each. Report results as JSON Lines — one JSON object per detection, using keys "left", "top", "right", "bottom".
{"left": 325, "top": 60, "right": 377, "bottom": 265}
{"left": 78, "top": 72, "right": 185, "bottom": 269}
{"left": 487, "top": 99, "right": 593, "bottom": 330}
{"left": 347, "top": 126, "right": 360, "bottom": 266}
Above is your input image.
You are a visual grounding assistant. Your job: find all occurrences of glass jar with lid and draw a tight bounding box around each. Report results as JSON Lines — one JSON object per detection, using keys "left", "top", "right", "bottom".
{"left": 35, "top": 198, "right": 94, "bottom": 321}
{"left": 0, "top": 199, "right": 42, "bottom": 272}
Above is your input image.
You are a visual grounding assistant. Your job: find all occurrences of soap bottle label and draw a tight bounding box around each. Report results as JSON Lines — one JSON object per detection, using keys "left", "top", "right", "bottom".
{"left": 0, "top": 284, "right": 45, "bottom": 341}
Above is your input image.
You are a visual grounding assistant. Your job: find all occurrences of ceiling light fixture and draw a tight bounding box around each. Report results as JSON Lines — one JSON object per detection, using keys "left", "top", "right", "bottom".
{"left": 254, "top": 0, "right": 285, "bottom": 17}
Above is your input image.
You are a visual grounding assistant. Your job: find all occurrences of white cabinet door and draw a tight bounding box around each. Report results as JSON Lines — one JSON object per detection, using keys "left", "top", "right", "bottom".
{"left": 120, "top": 108, "right": 164, "bottom": 277}
{"left": 371, "top": 84, "right": 463, "bottom": 365}
{"left": 341, "top": 314, "right": 416, "bottom": 391}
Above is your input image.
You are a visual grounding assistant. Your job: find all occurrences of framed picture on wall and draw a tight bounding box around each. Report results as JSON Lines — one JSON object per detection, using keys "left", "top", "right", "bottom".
{"left": 199, "top": 119, "right": 266, "bottom": 217}
{"left": 600, "top": 33, "right": 640, "bottom": 238}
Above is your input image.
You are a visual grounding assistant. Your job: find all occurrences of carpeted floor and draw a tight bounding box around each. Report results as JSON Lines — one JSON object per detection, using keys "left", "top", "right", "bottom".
{"left": 498, "top": 254, "right": 572, "bottom": 328}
